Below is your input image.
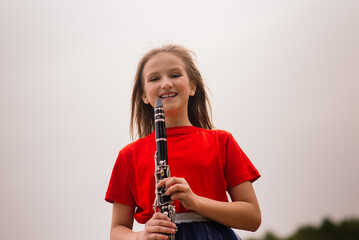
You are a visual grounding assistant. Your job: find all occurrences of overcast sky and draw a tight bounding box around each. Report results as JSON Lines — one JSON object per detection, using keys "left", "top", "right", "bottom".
{"left": 1, "top": 0, "right": 359, "bottom": 239}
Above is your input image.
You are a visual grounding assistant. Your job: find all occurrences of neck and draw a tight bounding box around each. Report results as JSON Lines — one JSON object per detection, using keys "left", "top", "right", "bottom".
{"left": 164, "top": 111, "right": 192, "bottom": 128}
{"left": 165, "top": 118, "right": 192, "bottom": 128}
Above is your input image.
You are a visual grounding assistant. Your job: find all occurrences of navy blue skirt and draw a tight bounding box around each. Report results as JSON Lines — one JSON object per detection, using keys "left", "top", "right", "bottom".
{"left": 175, "top": 221, "right": 240, "bottom": 240}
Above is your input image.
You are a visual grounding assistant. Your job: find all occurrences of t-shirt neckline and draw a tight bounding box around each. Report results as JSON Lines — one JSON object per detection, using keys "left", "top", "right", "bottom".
{"left": 150, "top": 125, "right": 198, "bottom": 136}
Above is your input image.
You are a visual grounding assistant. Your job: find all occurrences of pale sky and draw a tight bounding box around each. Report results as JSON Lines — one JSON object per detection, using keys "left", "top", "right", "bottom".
{"left": 1, "top": 0, "right": 359, "bottom": 239}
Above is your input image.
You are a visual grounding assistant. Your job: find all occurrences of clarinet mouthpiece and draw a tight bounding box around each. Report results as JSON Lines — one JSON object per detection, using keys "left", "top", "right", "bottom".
{"left": 155, "top": 98, "right": 163, "bottom": 108}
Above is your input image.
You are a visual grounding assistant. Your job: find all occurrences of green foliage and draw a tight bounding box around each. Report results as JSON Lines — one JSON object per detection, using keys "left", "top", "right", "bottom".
{"left": 263, "top": 231, "right": 278, "bottom": 240}
{"left": 249, "top": 218, "right": 359, "bottom": 240}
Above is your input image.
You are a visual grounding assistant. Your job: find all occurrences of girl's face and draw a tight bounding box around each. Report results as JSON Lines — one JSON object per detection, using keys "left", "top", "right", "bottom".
{"left": 142, "top": 52, "right": 196, "bottom": 118}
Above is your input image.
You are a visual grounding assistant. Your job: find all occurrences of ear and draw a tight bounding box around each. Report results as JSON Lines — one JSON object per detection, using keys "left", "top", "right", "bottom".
{"left": 142, "top": 95, "right": 149, "bottom": 104}
{"left": 190, "top": 81, "right": 196, "bottom": 96}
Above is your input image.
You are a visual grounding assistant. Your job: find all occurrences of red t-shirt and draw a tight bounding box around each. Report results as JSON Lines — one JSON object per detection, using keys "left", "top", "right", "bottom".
{"left": 105, "top": 126, "right": 260, "bottom": 224}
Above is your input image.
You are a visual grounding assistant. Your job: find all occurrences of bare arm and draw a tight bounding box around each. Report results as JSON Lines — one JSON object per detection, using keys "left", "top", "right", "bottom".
{"left": 193, "top": 181, "right": 261, "bottom": 231}
{"left": 110, "top": 202, "right": 138, "bottom": 240}
{"left": 161, "top": 178, "right": 261, "bottom": 231}
{"left": 110, "top": 202, "right": 176, "bottom": 240}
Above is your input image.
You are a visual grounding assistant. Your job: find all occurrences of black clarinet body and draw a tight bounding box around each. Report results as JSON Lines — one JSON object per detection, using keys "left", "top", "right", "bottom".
{"left": 153, "top": 98, "right": 176, "bottom": 240}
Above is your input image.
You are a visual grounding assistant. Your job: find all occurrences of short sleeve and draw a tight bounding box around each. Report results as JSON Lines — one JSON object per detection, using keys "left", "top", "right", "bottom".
{"left": 224, "top": 133, "right": 260, "bottom": 190}
{"left": 105, "top": 150, "right": 136, "bottom": 207}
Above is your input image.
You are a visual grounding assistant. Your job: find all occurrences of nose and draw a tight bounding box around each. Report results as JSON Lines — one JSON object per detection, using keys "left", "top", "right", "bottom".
{"left": 160, "top": 76, "right": 173, "bottom": 89}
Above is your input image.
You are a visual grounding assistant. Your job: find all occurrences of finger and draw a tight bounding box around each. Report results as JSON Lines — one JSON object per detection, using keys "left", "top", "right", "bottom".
{"left": 166, "top": 182, "right": 189, "bottom": 196}
{"left": 149, "top": 213, "right": 176, "bottom": 228}
{"left": 152, "top": 212, "right": 171, "bottom": 221}
{"left": 147, "top": 225, "right": 177, "bottom": 235}
{"left": 156, "top": 177, "right": 170, "bottom": 188}
{"left": 147, "top": 219, "right": 176, "bottom": 229}
{"left": 145, "top": 212, "right": 176, "bottom": 240}
{"left": 148, "top": 233, "right": 171, "bottom": 240}
{"left": 164, "top": 177, "right": 186, "bottom": 190}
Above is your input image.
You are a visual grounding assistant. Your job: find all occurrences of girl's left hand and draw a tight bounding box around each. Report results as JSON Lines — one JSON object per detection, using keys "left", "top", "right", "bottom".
{"left": 157, "top": 177, "right": 199, "bottom": 211}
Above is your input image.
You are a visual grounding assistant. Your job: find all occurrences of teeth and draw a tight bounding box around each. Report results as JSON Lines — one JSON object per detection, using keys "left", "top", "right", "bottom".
{"left": 161, "top": 94, "right": 176, "bottom": 98}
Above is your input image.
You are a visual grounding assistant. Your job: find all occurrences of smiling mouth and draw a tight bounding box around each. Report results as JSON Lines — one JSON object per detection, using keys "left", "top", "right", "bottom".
{"left": 160, "top": 93, "right": 177, "bottom": 99}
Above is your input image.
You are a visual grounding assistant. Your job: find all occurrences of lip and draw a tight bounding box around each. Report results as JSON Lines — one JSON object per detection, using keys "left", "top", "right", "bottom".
{"left": 159, "top": 91, "right": 177, "bottom": 99}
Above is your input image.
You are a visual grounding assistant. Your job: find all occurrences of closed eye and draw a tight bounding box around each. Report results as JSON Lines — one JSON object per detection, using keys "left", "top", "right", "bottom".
{"left": 149, "top": 76, "right": 160, "bottom": 82}
{"left": 171, "top": 73, "right": 181, "bottom": 78}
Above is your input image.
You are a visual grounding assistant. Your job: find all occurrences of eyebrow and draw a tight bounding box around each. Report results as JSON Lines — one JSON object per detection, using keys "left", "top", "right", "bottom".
{"left": 168, "top": 67, "right": 183, "bottom": 72}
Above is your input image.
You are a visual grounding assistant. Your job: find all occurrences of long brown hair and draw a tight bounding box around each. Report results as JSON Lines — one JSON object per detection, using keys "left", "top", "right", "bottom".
{"left": 130, "top": 44, "right": 213, "bottom": 139}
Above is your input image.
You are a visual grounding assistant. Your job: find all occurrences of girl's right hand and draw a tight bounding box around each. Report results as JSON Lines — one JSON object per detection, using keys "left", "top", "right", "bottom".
{"left": 139, "top": 212, "right": 177, "bottom": 240}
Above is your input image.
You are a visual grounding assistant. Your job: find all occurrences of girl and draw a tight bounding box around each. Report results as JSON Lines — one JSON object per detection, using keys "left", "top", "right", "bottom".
{"left": 105, "top": 44, "right": 261, "bottom": 240}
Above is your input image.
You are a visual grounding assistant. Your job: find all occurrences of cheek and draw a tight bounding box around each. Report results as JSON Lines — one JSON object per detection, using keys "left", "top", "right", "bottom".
{"left": 143, "top": 84, "right": 152, "bottom": 96}
{"left": 143, "top": 86, "right": 157, "bottom": 106}
{"left": 147, "top": 87, "right": 157, "bottom": 99}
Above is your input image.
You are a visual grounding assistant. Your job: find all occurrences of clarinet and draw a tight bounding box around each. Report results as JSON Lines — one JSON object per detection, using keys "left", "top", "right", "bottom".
{"left": 153, "top": 98, "right": 176, "bottom": 240}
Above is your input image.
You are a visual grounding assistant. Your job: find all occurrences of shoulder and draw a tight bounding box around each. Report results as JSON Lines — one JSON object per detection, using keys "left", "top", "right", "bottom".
{"left": 118, "top": 133, "right": 155, "bottom": 157}
{"left": 197, "top": 128, "right": 234, "bottom": 142}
